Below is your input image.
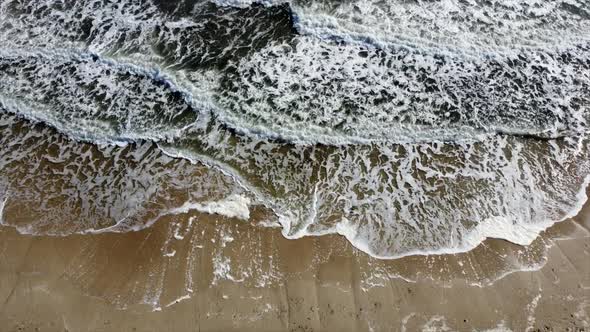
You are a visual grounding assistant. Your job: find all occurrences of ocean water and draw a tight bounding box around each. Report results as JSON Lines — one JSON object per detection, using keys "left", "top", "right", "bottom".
{"left": 0, "top": 0, "right": 589, "bottom": 258}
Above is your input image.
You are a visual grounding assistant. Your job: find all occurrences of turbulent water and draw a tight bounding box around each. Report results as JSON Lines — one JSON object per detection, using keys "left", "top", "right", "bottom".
{"left": 0, "top": 0, "right": 589, "bottom": 258}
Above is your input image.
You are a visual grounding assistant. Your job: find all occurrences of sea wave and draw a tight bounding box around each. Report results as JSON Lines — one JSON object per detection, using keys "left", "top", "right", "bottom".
{"left": 0, "top": 0, "right": 589, "bottom": 259}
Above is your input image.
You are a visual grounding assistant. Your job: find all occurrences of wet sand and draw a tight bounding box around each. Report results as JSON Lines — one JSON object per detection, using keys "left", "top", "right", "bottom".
{"left": 0, "top": 190, "right": 589, "bottom": 331}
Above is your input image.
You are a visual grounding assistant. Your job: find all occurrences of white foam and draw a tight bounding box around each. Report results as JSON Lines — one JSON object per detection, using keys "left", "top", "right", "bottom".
{"left": 573, "top": 302, "right": 590, "bottom": 328}
{"left": 217, "top": 35, "right": 589, "bottom": 145}
{"left": 289, "top": 173, "right": 590, "bottom": 260}
{"left": 163, "top": 250, "right": 176, "bottom": 257}
{"left": 476, "top": 321, "right": 513, "bottom": 332}
{"left": 213, "top": 0, "right": 279, "bottom": 8}
{"left": 212, "top": 253, "right": 247, "bottom": 284}
{"left": 0, "top": 48, "right": 210, "bottom": 146}
{"left": 293, "top": 0, "right": 588, "bottom": 52}
{"left": 164, "top": 293, "right": 192, "bottom": 308}
{"left": 0, "top": 194, "right": 7, "bottom": 225}
{"left": 167, "top": 195, "right": 251, "bottom": 221}
{"left": 421, "top": 315, "right": 452, "bottom": 332}
{"left": 526, "top": 291, "right": 543, "bottom": 331}
{"left": 84, "top": 194, "right": 252, "bottom": 234}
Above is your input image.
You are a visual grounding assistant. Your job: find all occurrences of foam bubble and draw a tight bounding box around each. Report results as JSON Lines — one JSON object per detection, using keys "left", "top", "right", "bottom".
{"left": 0, "top": 194, "right": 7, "bottom": 225}
{"left": 0, "top": 49, "right": 203, "bottom": 144}
{"left": 244, "top": 0, "right": 590, "bottom": 52}
{"left": 166, "top": 194, "right": 251, "bottom": 221}
{"left": 217, "top": 36, "right": 589, "bottom": 144}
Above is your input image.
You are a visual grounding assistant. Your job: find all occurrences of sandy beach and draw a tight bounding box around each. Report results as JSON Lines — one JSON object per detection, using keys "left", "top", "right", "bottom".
{"left": 1, "top": 1, "right": 589, "bottom": 331}
{"left": 0, "top": 188, "right": 588, "bottom": 332}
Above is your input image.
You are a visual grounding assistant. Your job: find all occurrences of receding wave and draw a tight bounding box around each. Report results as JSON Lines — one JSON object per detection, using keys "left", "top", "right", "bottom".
{"left": 0, "top": 0, "right": 589, "bottom": 259}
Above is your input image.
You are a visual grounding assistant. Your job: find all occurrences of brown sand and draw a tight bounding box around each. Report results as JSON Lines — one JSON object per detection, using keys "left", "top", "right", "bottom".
{"left": 0, "top": 190, "right": 589, "bottom": 332}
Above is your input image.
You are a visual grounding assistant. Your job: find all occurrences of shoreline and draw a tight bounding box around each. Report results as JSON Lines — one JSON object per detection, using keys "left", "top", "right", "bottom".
{"left": 0, "top": 112, "right": 588, "bottom": 331}
{"left": 2, "top": 111, "right": 589, "bottom": 261}
{"left": 0, "top": 188, "right": 588, "bottom": 331}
